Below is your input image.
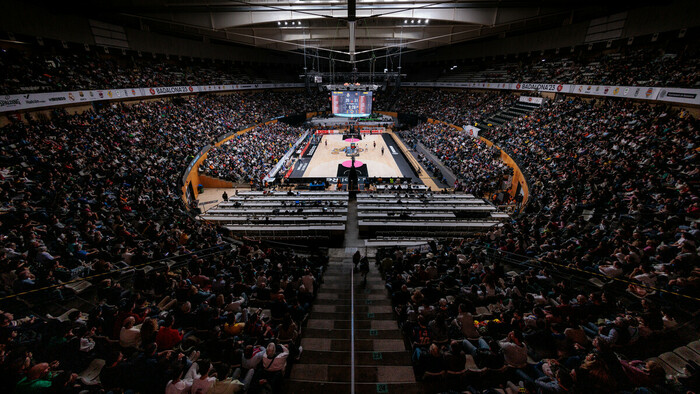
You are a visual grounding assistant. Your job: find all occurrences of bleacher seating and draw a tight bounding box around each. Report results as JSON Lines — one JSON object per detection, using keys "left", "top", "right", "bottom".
{"left": 356, "top": 192, "right": 506, "bottom": 238}
{"left": 202, "top": 191, "right": 349, "bottom": 243}
{"left": 481, "top": 101, "right": 540, "bottom": 130}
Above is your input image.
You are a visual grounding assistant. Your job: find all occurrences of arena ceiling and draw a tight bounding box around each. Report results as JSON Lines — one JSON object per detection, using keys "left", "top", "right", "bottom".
{"left": 60, "top": 0, "right": 655, "bottom": 64}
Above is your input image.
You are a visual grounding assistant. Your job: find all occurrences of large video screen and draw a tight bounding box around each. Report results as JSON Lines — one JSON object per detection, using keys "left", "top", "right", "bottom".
{"left": 331, "top": 91, "right": 372, "bottom": 117}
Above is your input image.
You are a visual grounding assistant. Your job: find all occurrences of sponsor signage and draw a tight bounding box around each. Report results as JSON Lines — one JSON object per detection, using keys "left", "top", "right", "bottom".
{"left": 463, "top": 125, "right": 480, "bottom": 138}
{"left": 657, "top": 88, "right": 700, "bottom": 104}
{"left": 0, "top": 83, "right": 305, "bottom": 113}
{"left": 515, "top": 83, "right": 562, "bottom": 92}
{"left": 401, "top": 81, "right": 695, "bottom": 104}
{"left": 2, "top": 80, "right": 698, "bottom": 113}
{"left": 149, "top": 86, "right": 195, "bottom": 95}
{"left": 571, "top": 85, "right": 661, "bottom": 101}
{"left": 518, "top": 96, "right": 544, "bottom": 105}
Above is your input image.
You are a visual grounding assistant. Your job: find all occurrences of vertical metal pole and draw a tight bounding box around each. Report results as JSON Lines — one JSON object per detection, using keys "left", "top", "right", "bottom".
{"left": 349, "top": 21, "right": 356, "bottom": 65}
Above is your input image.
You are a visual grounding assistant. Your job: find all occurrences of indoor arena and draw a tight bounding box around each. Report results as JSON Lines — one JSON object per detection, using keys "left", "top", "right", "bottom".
{"left": 1, "top": 1, "right": 699, "bottom": 393}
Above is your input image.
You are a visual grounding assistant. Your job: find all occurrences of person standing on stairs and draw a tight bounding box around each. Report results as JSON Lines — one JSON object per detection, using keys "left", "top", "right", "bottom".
{"left": 353, "top": 250, "right": 361, "bottom": 272}
{"left": 359, "top": 255, "right": 370, "bottom": 286}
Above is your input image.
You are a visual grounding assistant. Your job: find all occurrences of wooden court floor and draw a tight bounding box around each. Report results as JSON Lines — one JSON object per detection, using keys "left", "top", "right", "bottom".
{"left": 302, "top": 134, "right": 403, "bottom": 178}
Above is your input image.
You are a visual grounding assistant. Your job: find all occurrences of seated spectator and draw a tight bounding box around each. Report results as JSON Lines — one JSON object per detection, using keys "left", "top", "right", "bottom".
{"left": 259, "top": 342, "right": 289, "bottom": 391}
{"left": 156, "top": 316, "right": 184, "bottom": 351}
{"left": 119, "top": 316, "right": 141, "bottom": 349}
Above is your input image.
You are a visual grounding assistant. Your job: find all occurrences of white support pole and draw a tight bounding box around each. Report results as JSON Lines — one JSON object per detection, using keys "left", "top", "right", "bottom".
{"left": 349, "top": 21, "right": 356, "bottom": 65}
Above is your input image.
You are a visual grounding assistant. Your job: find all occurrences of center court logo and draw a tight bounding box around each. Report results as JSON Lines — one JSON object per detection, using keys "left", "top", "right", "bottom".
{"left": 331, "top": 147, "right": 365, "bottom": 155}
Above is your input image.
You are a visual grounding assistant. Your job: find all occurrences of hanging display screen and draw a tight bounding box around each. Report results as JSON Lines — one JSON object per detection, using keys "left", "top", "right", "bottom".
{"left": 331, "top": 91, "right": 372, "bottom": 117}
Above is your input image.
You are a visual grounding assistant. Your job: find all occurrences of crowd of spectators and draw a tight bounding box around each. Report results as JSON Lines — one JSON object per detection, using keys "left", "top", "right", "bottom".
{"left": 0, "top": 89, "right": 327, "bottom": 393}
{"left": 432, "top": 47, "right": 700, "bottom": 88}
{"left": 200, "top": 123, "right": 306, "bottom": 185}
{"left": 0, "top": 47, "right": 301, "bottom": 95}
{"left": 376, "top": 88, "right": 699, "bottom": 392}
{"left": 379, "top": 238, "right": 696, "bottom": 393}
{"left": 0, "top": 243, "right": 324, "bottom": 393}
{"left": 479, "top": 97, "right": 699, "bottom": 295}
{"left": 398, "top": 123, "right": 513, "bottom": 198}
{"left": 0, "top": 40, "right": 698, "bottom": 392}
{"left": 390, "top": 90, "right": 516, "bottom": 127}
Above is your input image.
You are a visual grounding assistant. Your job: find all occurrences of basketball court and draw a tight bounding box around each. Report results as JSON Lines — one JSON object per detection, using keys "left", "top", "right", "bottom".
{"left": 302, "top": 134, "right": 403, "bottom": 178}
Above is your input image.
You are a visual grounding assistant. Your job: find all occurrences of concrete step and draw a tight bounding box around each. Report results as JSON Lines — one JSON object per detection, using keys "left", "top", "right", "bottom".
{"left": 309, "top": 311, "right": 395, "bottom": 321}
{"left": 307, "top": 319, "right": 398, "bottom": 330}
{"left": 296, "top": 350, "right": 412, "bottom": 366}
{"left": 313, "top": 298, "right": 391, "bottom": 306}
{"left": 319, "top": 284, "right": 386, "bottom": 292}
{"left": 288, "top": 245, "right": 416, "bottom": 393}
{"left": 323, "top": 275, "right": 384, "bottom": 284}
{"left": 284, "top": 381, "right": 424, "bottom": 394}
{"left": 304, "top": 328, "right": 403, "bottom": 340}
{"left": 290, "top": 364, "right": 415, "bottom": 383}
{"left": 317, "top": 293, "right": 387, "bottom": 300}
{"left": 311, "top": 304, "right": 393, "bottom": 314}
{"left": 300, "top": 338, "right": 406, "bottom": 352}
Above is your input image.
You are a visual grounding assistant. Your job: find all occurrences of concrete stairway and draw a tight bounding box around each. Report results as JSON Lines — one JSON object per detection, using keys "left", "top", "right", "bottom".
{"left": 286, "top": 248, "right": 421, "bottom": 393}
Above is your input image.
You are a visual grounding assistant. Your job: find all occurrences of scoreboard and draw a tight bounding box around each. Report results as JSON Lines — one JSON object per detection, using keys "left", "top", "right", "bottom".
{"left": 331, "top": 91, "right": 372, "bottom": 117}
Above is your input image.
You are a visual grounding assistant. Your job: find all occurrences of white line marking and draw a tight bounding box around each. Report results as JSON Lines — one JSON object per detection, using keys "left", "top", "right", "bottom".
{"left": 351, "top": 257, "right": 355, "bottom": 394}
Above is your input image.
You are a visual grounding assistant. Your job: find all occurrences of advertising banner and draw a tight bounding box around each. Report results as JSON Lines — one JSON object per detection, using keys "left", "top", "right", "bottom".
{"left": 518, "top": 96, "right": 544, "bottom": 105}
{"left": 656, "top": 87, "right": 700, "bottom": 105}
{"left": 0, "top": 83, "right": 305, "bottom": 113}
{"left": 514, "top": 83, "right": 570, "bottom": 93}
{"left": 3, "top": 79, "right": 698, "bottom": 113}
{"left": 463, "top": 125, "right": 480, "bottom": 138}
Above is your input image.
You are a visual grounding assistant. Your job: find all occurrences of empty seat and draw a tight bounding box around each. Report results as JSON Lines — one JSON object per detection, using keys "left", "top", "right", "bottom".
{"left": 674, "top": 346, "right": 700, "bottom": 364}
{"left": 658, "top": 352, "right": 689, "bottom": 375}
{"left": 688, "top": 340, "right": 700, "bottom": 354}
{"left": 78, "top": 358, "right": 105, "bottom": 386}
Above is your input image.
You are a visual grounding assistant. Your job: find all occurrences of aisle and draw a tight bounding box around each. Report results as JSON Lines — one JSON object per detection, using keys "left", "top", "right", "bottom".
{"left": 286, "top": 199, "right": 420, "bottom": 393}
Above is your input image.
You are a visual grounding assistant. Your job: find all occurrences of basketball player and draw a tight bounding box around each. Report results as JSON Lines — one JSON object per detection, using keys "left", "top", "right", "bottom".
{"left": 381, "top": 147, "right": 385, "bottom": 155}
{"left": 373, "top": 141, "right": 376, "bottom": 149}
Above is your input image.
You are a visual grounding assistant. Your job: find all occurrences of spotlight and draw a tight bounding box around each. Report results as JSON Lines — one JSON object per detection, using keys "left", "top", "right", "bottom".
{"left": 284, "top": 21, "right": 288, "bottom": 25}
{"left": 404, "top": 20, "right": 407, "bottom": 24}
{"left": 425, "top": 19, "right": 429, "bottom": 24}
{"left": 411, "top": 20, "right": 415, "bottom": 23}
{"left": 277, "top": 21, "right": 281, "bottom": 25}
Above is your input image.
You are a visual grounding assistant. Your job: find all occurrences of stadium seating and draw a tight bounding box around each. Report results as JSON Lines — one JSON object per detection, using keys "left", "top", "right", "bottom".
{"left": 202, "top": 191, "right": 349, "bottom": 243}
